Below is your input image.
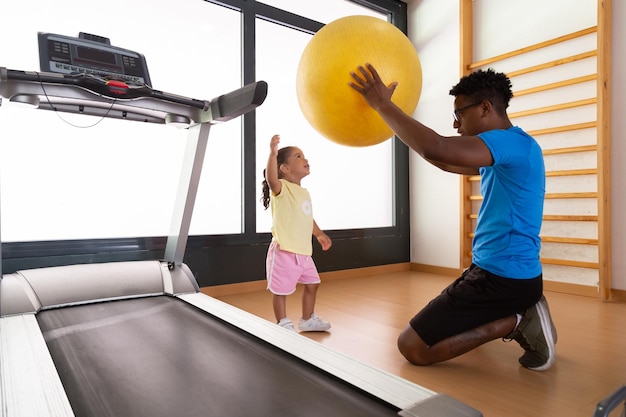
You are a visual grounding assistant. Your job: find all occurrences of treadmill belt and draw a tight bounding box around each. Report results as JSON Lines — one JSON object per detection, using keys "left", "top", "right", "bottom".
{"left": 37, "top": 296, "right": 400, "bottom": 417}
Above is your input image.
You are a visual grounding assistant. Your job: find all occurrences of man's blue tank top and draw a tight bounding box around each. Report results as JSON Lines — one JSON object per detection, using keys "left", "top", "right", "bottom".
{"left": 473, "top": 126, "right": 545, "bottom": 279}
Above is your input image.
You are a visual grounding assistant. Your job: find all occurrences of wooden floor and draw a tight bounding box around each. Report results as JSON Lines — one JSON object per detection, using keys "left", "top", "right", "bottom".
{"left": 215, "top": 270, "right": 626, "bottom": 417}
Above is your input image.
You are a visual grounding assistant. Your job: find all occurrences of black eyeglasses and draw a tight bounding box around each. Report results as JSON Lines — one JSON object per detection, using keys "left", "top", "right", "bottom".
{"left": 453, "top": 101, "right": 483, "bottom": 122}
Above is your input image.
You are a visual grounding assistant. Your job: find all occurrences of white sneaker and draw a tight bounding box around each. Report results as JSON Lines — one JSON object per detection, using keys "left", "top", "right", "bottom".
{"left": 278, "top": 318, "right": 297, "bottom": 332}
{"left": 299, "top": 313, "right": 331, "bottom": 332}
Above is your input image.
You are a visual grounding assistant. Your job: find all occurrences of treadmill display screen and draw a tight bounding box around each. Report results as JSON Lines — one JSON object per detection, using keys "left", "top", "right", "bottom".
{"left": 38, "top": 32, "right": 152, "bottom": 87}
{"left": 76, "top": 46, "right": 118, "bottom": 67}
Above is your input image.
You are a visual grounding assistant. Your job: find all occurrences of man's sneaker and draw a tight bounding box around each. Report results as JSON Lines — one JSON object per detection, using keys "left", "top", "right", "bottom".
{"left": 504, "top": 295, "right": 556, "bottom": 371}
{"left": 543, "top": 296, "right": 558, "bottom": 344}
{"left": 278, "top": 318, "right": 297, "bottom": 332}
{"left": 299, "top": 313, "right": 331, "bottom": 332}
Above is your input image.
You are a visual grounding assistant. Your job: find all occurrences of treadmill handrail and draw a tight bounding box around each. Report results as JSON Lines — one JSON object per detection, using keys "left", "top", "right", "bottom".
{"left": 0, "top": 67, "right": 267, "bottom": 126}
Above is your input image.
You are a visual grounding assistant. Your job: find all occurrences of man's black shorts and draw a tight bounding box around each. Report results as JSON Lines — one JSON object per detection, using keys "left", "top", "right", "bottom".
{"left": 409, "top": 264, "right": 542, "bottom": 346}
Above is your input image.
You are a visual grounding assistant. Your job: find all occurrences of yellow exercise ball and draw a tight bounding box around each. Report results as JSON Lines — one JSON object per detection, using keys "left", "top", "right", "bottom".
{"left": 296, "top": 15, "right": 422, "bottom": 147}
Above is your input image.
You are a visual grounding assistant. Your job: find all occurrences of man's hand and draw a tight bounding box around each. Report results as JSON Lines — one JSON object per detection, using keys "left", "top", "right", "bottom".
{"left": 349, "top": 63, "right": 398, "bottom": 110}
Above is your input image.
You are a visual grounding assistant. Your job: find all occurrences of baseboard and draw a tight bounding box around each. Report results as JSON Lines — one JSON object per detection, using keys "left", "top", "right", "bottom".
{"left": 320, "top": 263, "right": 411, "bottom": 281}
{"left": 543, "top": 280, "right": 599, "bottom": 298}
{"left": 410, "top": 263, "right": 460, "bottom": 277}
{"left": 410, "top": 263, "right": 626, "bottom": 301}
{"left": 609, "top": 288, "right": 626, "bottom": 302}
{"left": 200, "top": 262, "right": 626, "bottom": 303}
{"left": 540, "top": 280, "right": 626, "bottom": 302}
{"left": 201, "top": 263, "right": 412, "bottom": 297}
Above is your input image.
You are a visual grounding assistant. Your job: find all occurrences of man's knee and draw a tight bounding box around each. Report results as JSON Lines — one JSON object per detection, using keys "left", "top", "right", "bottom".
{"left": 397, "top": 325, "right": 432, "bottom": 366}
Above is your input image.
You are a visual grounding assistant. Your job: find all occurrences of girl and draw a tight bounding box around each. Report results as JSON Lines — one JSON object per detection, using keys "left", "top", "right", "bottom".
{"left": 261, "top": 134, "right": 332, "bottom": 332}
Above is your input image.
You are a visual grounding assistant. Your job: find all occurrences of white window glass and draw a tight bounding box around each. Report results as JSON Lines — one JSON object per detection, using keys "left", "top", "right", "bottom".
{"left": 255, "top": 15, "right": 394, "bottom": 233}
{"left": 0, "top": 0, "right": 241, "bottom": 241}
{"left": 258, "top": 0, "right": 385, "bottom": 23}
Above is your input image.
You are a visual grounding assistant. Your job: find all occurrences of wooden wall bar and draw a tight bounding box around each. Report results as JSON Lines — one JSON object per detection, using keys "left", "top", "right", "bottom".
{"left": 458, "top": 0, "right": 613, "bottom": 299}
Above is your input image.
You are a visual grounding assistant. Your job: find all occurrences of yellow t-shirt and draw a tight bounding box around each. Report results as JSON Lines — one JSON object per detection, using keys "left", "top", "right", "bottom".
{"left": 270, "top": 179, "right": 313, "bottom": 255}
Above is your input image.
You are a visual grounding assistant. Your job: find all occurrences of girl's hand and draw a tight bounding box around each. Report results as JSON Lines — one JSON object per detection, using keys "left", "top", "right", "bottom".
{"left": 270, "top": 134, "right": 280, "bottom": 155}
{"left": 266, "top": 134, "right": 282, "bottom": 195}
{"left": 316, "top": 233, "right": 332, "bottom": 251}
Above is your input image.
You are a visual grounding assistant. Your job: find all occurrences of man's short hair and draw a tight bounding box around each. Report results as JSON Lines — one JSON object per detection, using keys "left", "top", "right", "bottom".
{"left": 449, "top": 69, "right": 514, "bottom": 115}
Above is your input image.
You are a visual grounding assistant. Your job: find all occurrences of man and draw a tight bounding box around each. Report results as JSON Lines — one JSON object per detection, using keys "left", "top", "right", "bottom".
{"left": 349, "top": 64, "right": 556, "bottom": 371}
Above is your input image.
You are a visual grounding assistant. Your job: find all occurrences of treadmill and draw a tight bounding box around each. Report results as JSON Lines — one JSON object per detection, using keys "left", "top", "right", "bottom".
{"left": 0, "top": 33, "right": 482, "bottom": 417}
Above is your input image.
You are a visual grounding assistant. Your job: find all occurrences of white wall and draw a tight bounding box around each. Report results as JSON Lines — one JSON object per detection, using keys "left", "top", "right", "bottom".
{"left": 610, "top": 0, "right": 626, "bottom": 291}
{"left": 406, "top": 0, "right": 626, "bottom": 291}
{"left": 407, "top": 0, "right": 461, "bottom": 269}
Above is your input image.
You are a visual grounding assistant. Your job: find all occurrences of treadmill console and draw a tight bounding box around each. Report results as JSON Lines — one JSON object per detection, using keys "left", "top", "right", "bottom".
{"left": 38, "top": 32, "right": 152, "bottom": 87}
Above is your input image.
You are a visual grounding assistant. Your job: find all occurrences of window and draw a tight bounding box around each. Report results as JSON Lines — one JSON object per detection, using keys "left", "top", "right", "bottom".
{"left": 0, "top": 0, "right": 241, "bottom": 240}
{"left": 258, "top": 0, "right": 383, "bottom": 24}
{"left": 0, "top": 0, "right": 409, "bottom": 278}
{"left": 254, "top": 12, "right": 394, "bottom": 233}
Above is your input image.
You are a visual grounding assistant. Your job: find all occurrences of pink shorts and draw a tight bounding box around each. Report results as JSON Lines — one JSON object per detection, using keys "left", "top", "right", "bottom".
{"left": 266, "top": 241, "right": 321, "bottom": 295}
